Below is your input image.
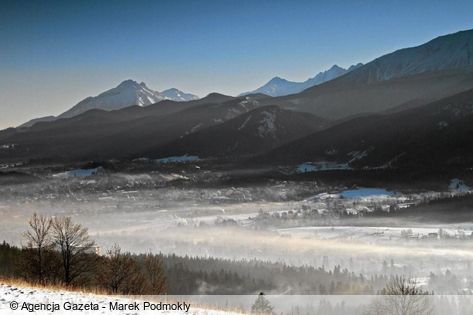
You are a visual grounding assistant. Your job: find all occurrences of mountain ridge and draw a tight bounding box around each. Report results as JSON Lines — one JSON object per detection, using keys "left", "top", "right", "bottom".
{"left": 240, "top": 64, "right": 362, "bottom": 97}
{"left": 148, "top": 105, "right": 328, "bottom": 158}
{"left": 259, "top": 29, "right": 473, "bottom": 120}
{"left": 259, "top": 87, "right": 473, "bottom": 170}
{"left": 339, "top": 29, "right": 473, "bottom": 84}
{"left": 20, "top": 80, "right": 200, "bottom": 127}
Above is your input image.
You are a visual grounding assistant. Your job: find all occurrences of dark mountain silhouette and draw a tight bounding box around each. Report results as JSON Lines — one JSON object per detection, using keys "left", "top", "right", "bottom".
{"left": 262, "top": 29, "right": 473, "bottom": 119}
{"left": 261, "top": 88, "right": 473, "bottom": 170}
{"left": 148, "top": 106, "right": 327, "bottom": 158}
{"left": 0, "top": 95, "right": 263, "bottom": 162}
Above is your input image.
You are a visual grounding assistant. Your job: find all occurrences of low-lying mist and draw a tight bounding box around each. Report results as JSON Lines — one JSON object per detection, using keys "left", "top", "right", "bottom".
{"left": 1, "top": 168, "right": 473, "bottom": 293}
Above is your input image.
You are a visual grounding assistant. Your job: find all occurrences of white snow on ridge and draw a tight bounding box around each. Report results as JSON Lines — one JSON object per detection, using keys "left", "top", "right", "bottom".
{"left": 347, "top": 150, "right": 369, "bottom": 163}
{"left": 161, "top": 88, "right": 199, "bottom": 102}
{"left": 58, "top": 80, "right": 199, "bottom": 119}
{"left": 60, "top": 80, "right": 165, "bottom": 118}
{"left": 257, "top": 111, "right": 276, "bottom": 138}
{"left": 187, "top": 123, "right": 204, "bottom": 134}
{"left": 241, "top": 64, "right": 363, "bottom": 97}
{"left": 238, "top": 115, "right": 252, "bottom": 130}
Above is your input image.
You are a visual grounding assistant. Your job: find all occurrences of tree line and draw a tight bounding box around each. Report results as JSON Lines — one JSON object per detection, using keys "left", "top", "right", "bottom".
{"left": 0, "top": 214, "right": 393, "bottom": 295}
{"left": 1, "top": 213, "right": 166, "bottom": 295}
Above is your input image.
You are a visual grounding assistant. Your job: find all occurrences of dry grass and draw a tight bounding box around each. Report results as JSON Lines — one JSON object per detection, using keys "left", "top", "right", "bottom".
{"left": 0, "top": 276, "right": 109, "bottom": 295}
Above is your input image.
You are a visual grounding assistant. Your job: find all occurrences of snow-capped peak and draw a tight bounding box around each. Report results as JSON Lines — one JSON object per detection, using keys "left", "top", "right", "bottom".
{"left": 59, "top": 80, "right": 164, "bottom": 118}
{"left": 240, "top": 63, "right": 362, "bottom": 97}
{"left": 117, "top": 79, "right": 142, "bottom": 88}
{"left": 58, "top": 80, "right": 200, "bottom": 119}
{"left": 268, "top": 76, "right": 289, "bottom": 83}
{"left": 161, "top": 88, "right": 199, "bottom": 102}
{"left": 305, "top": 64, "right": 348, "bottom": 86}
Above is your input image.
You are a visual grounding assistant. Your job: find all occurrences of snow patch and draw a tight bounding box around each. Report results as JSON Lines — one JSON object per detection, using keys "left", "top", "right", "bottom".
{"left": 187, "top": 123, "right": 203, "bottom": 134}
{"left": 348, "top": 150, "right": 369, "bottom": 163}
{"left": 238, "top": 115, "right": 252, "bottom": 130}
{"left": 156, "top": 155, "right": 200, "bottom": 164}
{"left": 340, "top": 188, "right": 393, "bottom": 199}
{"left": 296, "top": 162, "right": 351, "bottom": 173}
{"left": 0, "top": 144, "right": 16, "bottom": 150}
{"left": 449, "top": 178, "right": 470, "bottom": 193}
{"left": 257, "top": 111, "right": 276, "bottom": 138}
{"left": 0, "top": 284, "right": 237, "bottom": 315}
{"left": 53, "top": 168, "right": 100, "bottom": 178}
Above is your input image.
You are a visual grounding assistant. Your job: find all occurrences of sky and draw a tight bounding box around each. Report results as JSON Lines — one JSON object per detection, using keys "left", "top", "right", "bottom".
{"left": 1, "top": 0, "right": 473, "bottom": 128}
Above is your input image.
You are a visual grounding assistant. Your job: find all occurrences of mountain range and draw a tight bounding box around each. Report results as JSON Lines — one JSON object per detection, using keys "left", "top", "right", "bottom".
{"left": 258, "top": 30, "right": 473, "bottom": 120}
{"left": 261, "top": 87, "right": 473, "bottom": 169}
{"left": 3, "top": 28, "right": 473, "bottom": 172}
{"left": 20, "top": 80, "right": 199, "bottom": 127}
{"left": 149, "top": 105, "right": 328, "bottom": 158}
{"left": 241, "top": 64, "right": 362, "bottom": 97}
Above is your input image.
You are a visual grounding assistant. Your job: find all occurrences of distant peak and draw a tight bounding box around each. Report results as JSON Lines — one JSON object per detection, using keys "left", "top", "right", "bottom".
{"left": 435, "top": 28, "right": 473, "bottom": 41}
{"left": 120, "top": 79, "right": 137, "bottom": 84}
{"left": 117, "top": 79, "right": 140, "bottom": 88}
{"left": 161, "top": 88, "right": 199, "bottom": 101}
{"left": 205, "top": 92, "right": 227, "bottom": 98}
{"left": 163, "top": 88, "right": 179, "bottom": 92}
{"left": 347, "top": 63, "right": 364, "bottom": 71}
{"left": 268, "top": 76, "right": 288, "bottom": 83}
{"left": 329, "top": 64, "right": 344, "bottom": 70}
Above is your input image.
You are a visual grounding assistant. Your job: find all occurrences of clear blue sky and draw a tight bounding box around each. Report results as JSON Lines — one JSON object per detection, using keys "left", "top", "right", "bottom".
{"left": 1, "top": 0, "right": 473, "bottom": 128}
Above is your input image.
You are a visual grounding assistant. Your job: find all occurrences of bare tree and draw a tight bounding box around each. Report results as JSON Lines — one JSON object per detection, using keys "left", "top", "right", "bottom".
{"left": 99, "top": 244, "right": 136, "bottom": 293}
{"left": 381, "top": 276, "right": 429, "bottom": 295}
{"left": 142, "top": 253, "right": 167, "bottom": 294}
{"left": 22, "top": 213, "right": 52, "bottom": 284}
{"left": 364, "top": 276, "right": 432, "bottom": 315}
{"left": 51, "top": 216, "right": 95, "bottom": 285}
{"left": 122, "top": 266, "right": 148, "bottom": 294}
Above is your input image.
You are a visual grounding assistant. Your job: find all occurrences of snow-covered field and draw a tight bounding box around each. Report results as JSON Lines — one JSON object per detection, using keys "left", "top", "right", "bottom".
{"left": 0, "top": 283, "right": 242, "bottom": 315}
{"left": 4, "top": 283, "right": 473, "bottom": 315}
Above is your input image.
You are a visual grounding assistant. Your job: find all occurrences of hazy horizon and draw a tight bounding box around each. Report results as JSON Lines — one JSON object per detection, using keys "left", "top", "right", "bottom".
{"left": 2, "top": 0, "right": 473, "bottom": 128}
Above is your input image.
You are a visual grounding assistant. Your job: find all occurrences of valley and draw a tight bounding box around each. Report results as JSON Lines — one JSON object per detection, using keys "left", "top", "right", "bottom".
{"left": 3, "top": 21, "right": 473, "bottom": 314}
{"left": 2, "top": 161, "right": 473, "bottom": 295}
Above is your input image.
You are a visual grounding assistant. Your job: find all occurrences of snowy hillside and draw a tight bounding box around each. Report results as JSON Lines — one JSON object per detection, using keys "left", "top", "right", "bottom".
{"left": 241, "top": 64, "right": 362, "bottom": 97}
{"left": 0, "top": 283, "right": 243, "bottom": 315}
